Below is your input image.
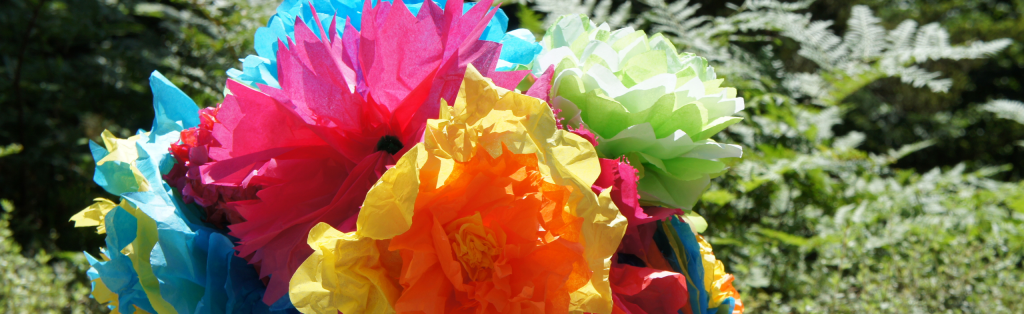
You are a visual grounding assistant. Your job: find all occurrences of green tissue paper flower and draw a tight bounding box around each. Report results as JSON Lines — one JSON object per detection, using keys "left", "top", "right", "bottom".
{"left": 532, "top": 15, "right": 745, "bottom": 210}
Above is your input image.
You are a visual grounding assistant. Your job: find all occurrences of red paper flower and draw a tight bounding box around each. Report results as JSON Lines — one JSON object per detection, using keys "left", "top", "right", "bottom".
{"left": 167, "top": 107, "right": 260, "bottom": 228}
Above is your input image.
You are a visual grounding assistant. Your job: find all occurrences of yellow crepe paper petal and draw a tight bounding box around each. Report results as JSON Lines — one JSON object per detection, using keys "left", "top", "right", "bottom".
{"left": 355, "top": 145, "right": 425, "bottom": 240}
{"left": 70, "top": 198, "right": 117, "bottom": 234}
{"left": 570, "top": 188, "right": 626, "bottom": 314}
{"left": 290, "top": 222, "right": 402, "bottom": 314}
{"left": 91, "top": 278, "right": 151, "bottom": 314}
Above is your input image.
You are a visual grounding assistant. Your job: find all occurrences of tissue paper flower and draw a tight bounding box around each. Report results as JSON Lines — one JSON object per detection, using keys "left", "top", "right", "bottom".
{"left": 531, "top": 15, "right": 745, "bottom": 210}
{"left": 72, "top": 1, "right": 749, "bottom": 312}
{"left": 229, "top": 0, "right": 541, "bottom": 88}
{"left": 184, "top": 0, "right": 533, "bottom": 305}
{"left": 287, "top": 65, "right": 627, "bottom": 314}
{"left": 564, "top": 92, "right": 705, "bottom": 314}
{"left": 166, "top": 107, "right": 260, "bottom": 228}
{"left": 71, "top": 72, "right": 288, "bottom": 314}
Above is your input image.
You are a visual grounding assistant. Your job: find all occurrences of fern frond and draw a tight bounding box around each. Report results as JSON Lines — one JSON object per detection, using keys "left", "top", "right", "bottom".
{"left": 775, "top": 4, "right": 1010, "bottom": 103}
{"left": 912, "top": 23, "right": 951, "bottom": 61}
{"left": 591, "top": 0, "right": 631, "bottom": 28}
{"left": 743, "top": 0, "right": 814, "bottom": 11}
{"left": 879, "top": 60, "right": 950, "bottom": 92}
{"left": 531, "top": 0, "right": 630, "bottom": 28}
{"left": 786, "top": 20, "right": 846, "bottom": 70}
{"left": 940, "top": 38, "right": 1013, "bottom": 60}
{"left": 844, "top": 5, "right": 885, "bottom": 60}
{"left": 640, "top": 0, "right": 707, "bottom": 36}
{"left": 886, "top": 20, "right": 918, "bottom": 62}
{"left": 980, "top": 100, "right": 1024, "bottom": 125}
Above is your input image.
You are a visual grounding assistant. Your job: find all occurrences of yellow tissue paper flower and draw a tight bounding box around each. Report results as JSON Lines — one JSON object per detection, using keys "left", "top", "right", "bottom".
{"left": 289, "top": 65, "right": 627, "bottom": 314}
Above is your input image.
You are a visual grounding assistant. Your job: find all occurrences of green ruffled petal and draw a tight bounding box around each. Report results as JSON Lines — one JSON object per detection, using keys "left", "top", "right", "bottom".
{"left": 534, "top": 15, "right": 746, "bottom": 209}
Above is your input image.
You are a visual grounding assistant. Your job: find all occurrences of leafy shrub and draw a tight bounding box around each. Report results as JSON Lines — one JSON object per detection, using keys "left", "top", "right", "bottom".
{"left": 521, "top": 0, "right": 1024, "bottom": 312}
{"left": 0, "top": 198, "right": 103, "bottom": 313}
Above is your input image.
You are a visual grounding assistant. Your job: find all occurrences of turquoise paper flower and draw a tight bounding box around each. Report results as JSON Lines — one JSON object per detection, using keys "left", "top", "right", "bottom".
{"left": 74, "top": 72, "right": 292, "bottom": 314}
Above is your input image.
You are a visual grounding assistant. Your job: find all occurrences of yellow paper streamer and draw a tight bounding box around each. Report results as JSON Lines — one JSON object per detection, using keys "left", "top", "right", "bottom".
{"left": 120, "top": 201, "right": 176, "bottom": 314}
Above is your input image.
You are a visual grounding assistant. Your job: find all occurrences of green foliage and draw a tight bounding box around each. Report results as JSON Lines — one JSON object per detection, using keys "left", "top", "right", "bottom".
{"left": 514, "top": 4, "right": 546, "bottom": 38}
{"left": 829, "top": 0, "right": 1024, "bottom": 181}
{"left": 0, "top": 144, "right": 24, "bottom": 158}
{"left": 1, "top": 202, "right": 99, "bottom": 313}
{"left": 524, "top": 0, "right": 631, "bottom": 27}
{"left": 524, "top": 0, "right": 1024, "bottom": 311}
{"left": 0, "top": 136, "right": 100, "bottom": 313}
{"left": 709, "top": 107, "right": 1024, "bottom": 311}
{"left": 0, "top": 0, "right": 272, "bottom": 255}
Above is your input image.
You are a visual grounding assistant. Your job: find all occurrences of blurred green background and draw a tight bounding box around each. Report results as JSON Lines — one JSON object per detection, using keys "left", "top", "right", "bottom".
{"left": 1, "top": 0, "right": 1022, "bottom": 312}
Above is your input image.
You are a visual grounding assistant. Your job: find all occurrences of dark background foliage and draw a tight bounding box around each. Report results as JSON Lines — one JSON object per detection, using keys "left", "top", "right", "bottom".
{"left": 0, "top": 0, "right": 262, "bottom": 255}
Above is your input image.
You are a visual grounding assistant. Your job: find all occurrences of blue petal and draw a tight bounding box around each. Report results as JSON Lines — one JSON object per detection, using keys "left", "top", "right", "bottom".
{"left": 85, "top": 72, "right": 295, "bottom": 313}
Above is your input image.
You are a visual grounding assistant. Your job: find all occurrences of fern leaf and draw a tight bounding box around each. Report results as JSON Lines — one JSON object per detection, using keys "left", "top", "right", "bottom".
{"left": 981, "top": 100, "right": 1024, "bottom": 125}
{"left": 844, "top": 5, "right": 885, "bottom": 60}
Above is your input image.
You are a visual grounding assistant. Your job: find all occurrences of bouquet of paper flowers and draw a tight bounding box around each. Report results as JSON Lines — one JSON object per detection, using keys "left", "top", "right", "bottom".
{"left": 71, "top": 0, "right": 746, "bottom": 313}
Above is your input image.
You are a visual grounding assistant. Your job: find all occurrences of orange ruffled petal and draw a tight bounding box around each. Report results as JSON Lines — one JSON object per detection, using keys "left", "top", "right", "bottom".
{"left": 390, "top": 145, "right": 590, "bottom": 314}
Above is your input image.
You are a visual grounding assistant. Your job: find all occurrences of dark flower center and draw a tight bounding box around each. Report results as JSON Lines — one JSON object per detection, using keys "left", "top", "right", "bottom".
{"left": 376, "top": 135, "right": 404, "bottom": 155}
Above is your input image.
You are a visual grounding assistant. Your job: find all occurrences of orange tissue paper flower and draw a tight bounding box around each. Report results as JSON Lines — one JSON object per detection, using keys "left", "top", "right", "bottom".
{"left": 288, "top": 65, "right": 627, "bottom": 314}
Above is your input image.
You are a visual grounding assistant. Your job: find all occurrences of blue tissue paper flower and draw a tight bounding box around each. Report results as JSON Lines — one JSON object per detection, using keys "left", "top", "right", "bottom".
{"left": 80, "top": 71, "right": 296, "bottom": 314}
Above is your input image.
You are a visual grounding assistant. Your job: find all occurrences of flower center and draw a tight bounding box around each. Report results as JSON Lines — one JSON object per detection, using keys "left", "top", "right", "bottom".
{"left": 449, "top": 219, "right": 501, "bottom": 282}
{"left": 375, "top": 135, "right": 403, "bottom": 155}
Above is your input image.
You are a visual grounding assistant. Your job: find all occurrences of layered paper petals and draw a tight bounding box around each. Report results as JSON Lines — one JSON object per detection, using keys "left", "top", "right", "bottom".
{"left": 73, "top": 72, "right": 287, "bottom": 314}
{"left": 229, "top": 0, "right": 540, "bottom": 88}
{"left": 698, "top": 235, "right": 744, "bottom": 314}
{"left": 289, "top": 65, "right": 627, "bottom": 314}
{"left": 591, "top": 157, "right": 691, "bottom": 314}
{"left": 531, "top": 15, "right": 745, "bottom": 210}
{"left": 182, "top": 0, "right": 533, "bottom": 305}
{"left": 74, "top": 2, "right": 750, "bottom": 312}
